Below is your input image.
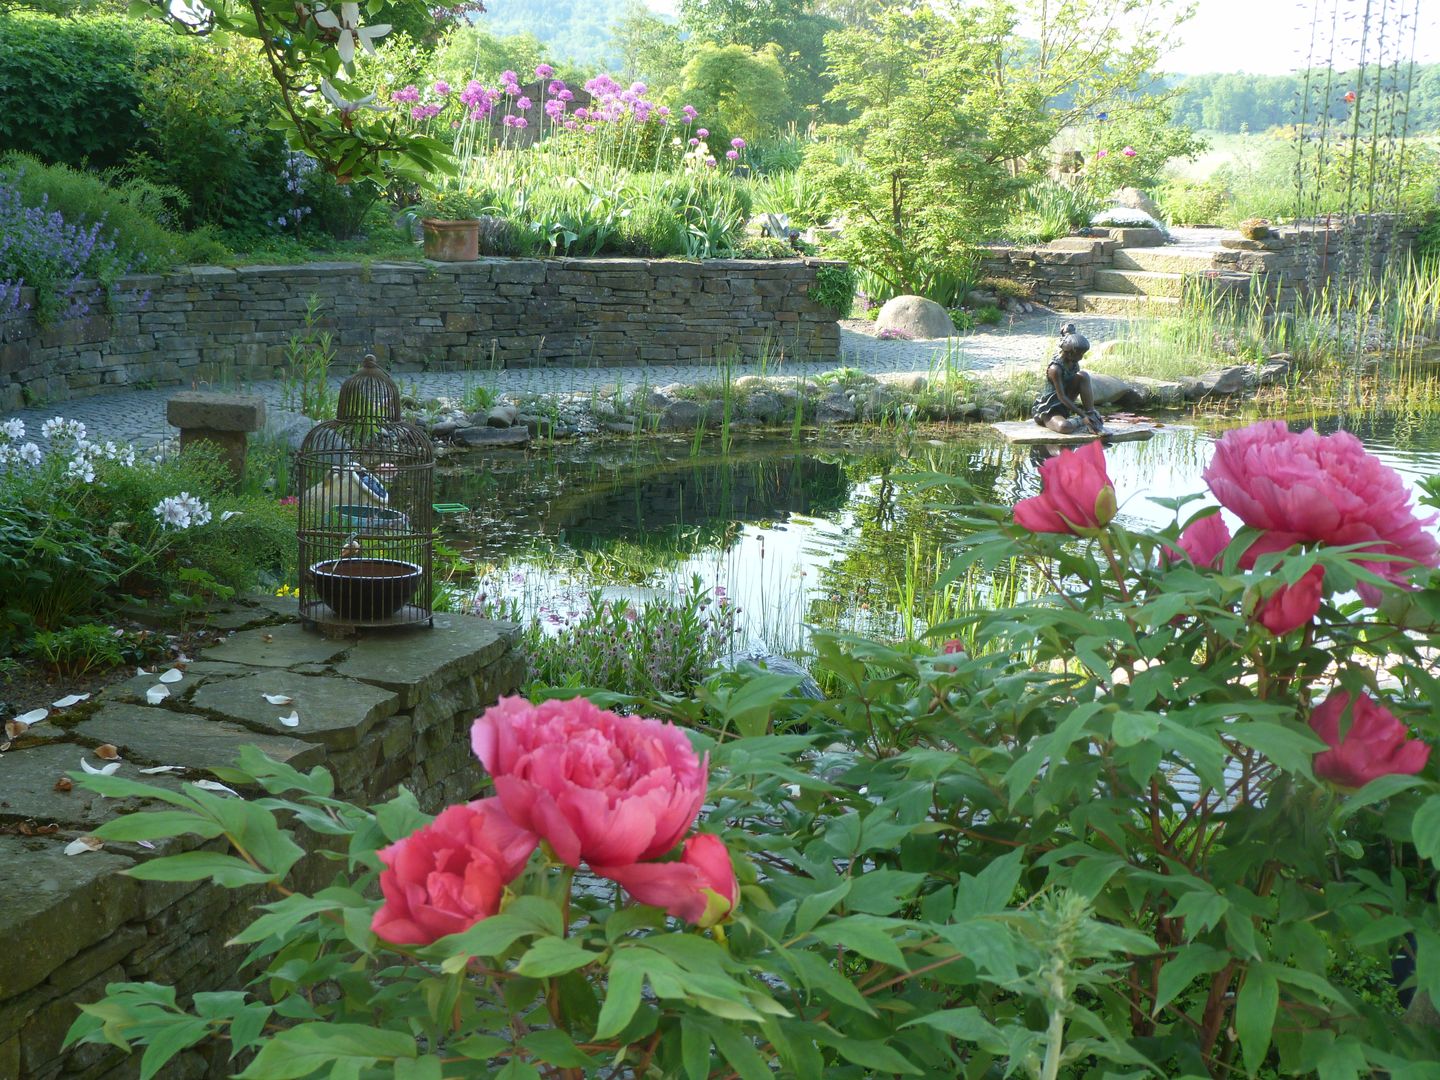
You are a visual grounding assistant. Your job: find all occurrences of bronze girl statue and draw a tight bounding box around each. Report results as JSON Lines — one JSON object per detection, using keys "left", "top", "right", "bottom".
{"left": 1033, "top": 323, "right": 1105, "bottom": 434}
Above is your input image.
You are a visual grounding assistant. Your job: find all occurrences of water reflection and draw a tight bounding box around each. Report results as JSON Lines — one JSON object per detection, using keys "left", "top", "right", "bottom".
{"left": 435, "top": 415, "right": 1440, "bottom": 655}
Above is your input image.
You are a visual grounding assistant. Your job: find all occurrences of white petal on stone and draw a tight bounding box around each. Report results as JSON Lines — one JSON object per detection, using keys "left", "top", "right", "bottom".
{"left": 146, "top": 685, "right": 170, "bottom": 705}
{"left": 139, "top": 765, "right": 186, "bottom": 774}
{"left": 137, "top": 667, "right": 152, "bottom": 676}
{"left": 175, "top": 653, "right": 192, "bottom": 664}
{"left": 191, "top": 779, "right": 241, "bottom": 798}
{"left": 14, "top": 708, "right": 48, "bottom": 725}
{"left": 81, "top": 758, "right": 122, "bottom": 776}
{"left": 51, "top": 694, "right": 90, "bottom": 708}
{"left": 137, "top": 840, "right": 156, "bottom": 850}
{"left": 159, "top": 669, "right": 184, "bottom": 684}
{"left": 64, "top": 836, "right": 104, "bottom": 855}
{"left": 262, "top": 694, "right": 293, "bottom": 706}
{"left": 278, "top": 711, "right": 300, "bottom": 728}
{"left": 220, "top": 510, "right": 243, "bottom": 522}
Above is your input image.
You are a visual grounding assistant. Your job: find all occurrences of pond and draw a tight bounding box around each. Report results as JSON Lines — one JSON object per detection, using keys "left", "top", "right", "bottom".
{"left": 433, "top": 410, "right": 1440, "bottom": 658}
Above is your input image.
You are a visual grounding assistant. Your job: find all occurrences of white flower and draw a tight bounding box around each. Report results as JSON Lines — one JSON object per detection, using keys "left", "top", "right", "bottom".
{"left": 99, "top": 441, "right": 136, "bottom": 466}
{"left": 310, "top": 4, "right": 390, "bottom": 65}
{"left": 152, "top": 492, "right": 212, "bottom": 530}
{"left": 319, "top": 78, "right": 383, "bottom": 116}
{"left": 0, "top": 419, "right": 23, "bottom": 442}
{"left": 40, "top": 417, "right": 86, "bottom": 447}
{"left": 16, "top": 442, "right": 41, "bottom": 467}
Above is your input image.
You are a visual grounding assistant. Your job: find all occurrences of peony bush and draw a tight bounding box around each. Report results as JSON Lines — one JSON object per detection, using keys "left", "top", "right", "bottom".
{"left": 66, "top": 420, "right": 1440, "bottom": 1077}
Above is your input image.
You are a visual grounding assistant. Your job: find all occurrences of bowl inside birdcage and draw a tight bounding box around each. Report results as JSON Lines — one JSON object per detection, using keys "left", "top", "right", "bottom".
{"left": 332, "top": 504, "right": 409, "bottom": 530}
{"left": 308, "top": 558, "right": 424, "bottom": 620}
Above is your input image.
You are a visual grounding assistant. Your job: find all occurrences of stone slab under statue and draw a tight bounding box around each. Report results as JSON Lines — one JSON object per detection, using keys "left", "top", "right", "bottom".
{"left": 991, "top": 419, "right": 1157, "bottom": 444}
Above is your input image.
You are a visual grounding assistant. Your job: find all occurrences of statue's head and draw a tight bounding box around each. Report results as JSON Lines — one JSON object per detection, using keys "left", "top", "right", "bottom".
{"left": 1060, "top": 330, "right": 1090, "bottom": 358}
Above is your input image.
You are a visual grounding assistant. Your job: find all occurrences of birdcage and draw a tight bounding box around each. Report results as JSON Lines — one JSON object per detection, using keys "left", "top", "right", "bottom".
{"left": 296, "top": 356, "right": 434, "bottom": 631}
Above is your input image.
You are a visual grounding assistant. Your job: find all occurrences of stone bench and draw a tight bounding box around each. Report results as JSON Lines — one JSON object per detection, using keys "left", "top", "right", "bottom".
{"left": 166, "top": 391, "right": 267, "bottom": 481}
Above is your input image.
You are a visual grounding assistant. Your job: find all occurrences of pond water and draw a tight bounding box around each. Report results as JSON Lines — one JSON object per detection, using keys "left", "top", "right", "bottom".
{"left": 433, "top": 410, "right": 1440, "bottom": 657}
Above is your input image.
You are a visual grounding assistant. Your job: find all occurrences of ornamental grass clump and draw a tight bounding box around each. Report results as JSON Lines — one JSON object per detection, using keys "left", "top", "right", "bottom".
{"left": 64, "top": 419, "right": 1440, "bottom": 1078}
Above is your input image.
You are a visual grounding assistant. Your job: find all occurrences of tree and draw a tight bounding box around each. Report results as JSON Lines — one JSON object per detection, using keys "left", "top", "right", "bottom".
{"left": 433, "top": 27, "right": 555, "bottom": 87}
{"left": 612, "top": 2, "right": 688, "bottom": 99}
{"left": 679, "top": 42, "right": 792, "bottom": 144}
{"left": 806, "top": 3, "right": 1023, "bottom": 302}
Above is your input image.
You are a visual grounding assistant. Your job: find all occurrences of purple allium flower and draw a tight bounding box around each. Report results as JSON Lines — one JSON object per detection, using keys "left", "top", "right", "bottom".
{"left": 688, "top": 137, "right": 699, "bottom": 147}
{"left": 535, "top": 63, "right": 554, "bottom": 78}
{"left": 574, "top": 107, "right": 589, "bottom": 120}
{"left": 731, "top": 137, "right": 745, "bottom": 149}
{"left": 657, "top": 105, "right": 670, "bottom": 117}
{"left": 696, "top": 127, "right": 709, "bottom": 138}
{"left": 630, "top": 81, "right": 647, "bottom": 94}
{"left": 502, "top": 69, "right": 518, "bottom": 83}
{"left": 681, "top": 104, "right": 697, "bottom": 120}
{"left": 433, "top": 80, "right": 451, "bottom": 95}
{"left": 559, "top": 88, "right": 573, "bottom": 101}
{"left": 392, "top": 85, "right": 421, "bottom": 103}
{"left": 1096, "top": 148, "right": 1108, "bottom": 158}
{"left": 516, "top": 96, "right": 532, "bottom": 110}
{"left": 548, "top": 79, "right": 565, "bottom": 95}
{"left": 726, "top": 149, "right": 738, "bottom": 160}
{"left": 514, "top": 116, "right": 528, "bottom": 128}
{"left": 704, "top": 155, "right": 716, "bottom": 167}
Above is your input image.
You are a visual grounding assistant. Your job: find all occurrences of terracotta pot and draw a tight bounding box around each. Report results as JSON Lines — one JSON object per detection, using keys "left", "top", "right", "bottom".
{"left": 421, "top": 218, "right": 480, "bottom": 262}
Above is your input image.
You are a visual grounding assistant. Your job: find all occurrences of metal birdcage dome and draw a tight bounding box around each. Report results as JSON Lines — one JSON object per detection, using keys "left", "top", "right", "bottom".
{"left": 296, "top": 356, "right": 434, "bottom": 631}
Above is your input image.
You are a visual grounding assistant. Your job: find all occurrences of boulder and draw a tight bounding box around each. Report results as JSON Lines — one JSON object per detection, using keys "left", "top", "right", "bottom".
{"left": 1087, "top": 372, "right": 1134, "bottom": 406}
{"left": 1112, "top": 186, "right": 1164, "bottom": 222}
{"left": 875, "top": 295, "right": 956, "bottom": 340}
{"left": 658, "top": 400, "right": 705, "bottom": 432}
{"left": 815, "top": 392, "right": 857, "bottom": 425}
{"left": 743, "top": 390, "right": 786, "bottom": 423}
{"left": 485, "top": 405, "right": 519, "bottom": 428}
{"left": 456, "top": 426, "right": 530, "bottom": 448}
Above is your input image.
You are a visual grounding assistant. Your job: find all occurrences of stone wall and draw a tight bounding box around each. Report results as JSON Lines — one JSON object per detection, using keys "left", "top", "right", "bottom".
{"left": 977, "top": 214, "right": 1418, "bottom": 312}
{"left": 0, "top": 257, "right": 845, "bottom": 411}
{"left": 0, "top": 599, "right": 525, "bottom": 1079}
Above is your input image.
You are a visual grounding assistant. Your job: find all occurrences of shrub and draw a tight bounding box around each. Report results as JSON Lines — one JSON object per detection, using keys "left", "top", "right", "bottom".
{"left": 1158, "top": 176, "right": 1235, "bottom": 226}
{"left": 26, "top": 622, "right": 125, "bottom": 676}
{"left": 807, "top": 264, "right": 857, "bottom": 314}
{"left": 0, "top": 10, "right": 190, "bottom": 170}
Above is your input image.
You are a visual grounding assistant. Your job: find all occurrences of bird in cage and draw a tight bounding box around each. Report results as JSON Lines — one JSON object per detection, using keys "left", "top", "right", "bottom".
{"left": 338, "top": 532, "right": 363, "bottom": 559}
{"left": 303, "top": 464, "right": 390, "bottom": 516}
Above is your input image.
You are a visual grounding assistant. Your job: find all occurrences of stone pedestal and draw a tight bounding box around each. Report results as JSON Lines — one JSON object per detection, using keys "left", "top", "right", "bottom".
{"left": 165, "top": 391, "right": 266, "bottom": 482}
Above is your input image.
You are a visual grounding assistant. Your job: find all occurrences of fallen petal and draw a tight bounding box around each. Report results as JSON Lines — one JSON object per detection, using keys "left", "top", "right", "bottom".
{"left": 14, "top": 708, "right": 48, "bottom": 725}
{"left": 146, "top": 685, "right": 170, "bottom": 705}
{"left": 262, "top": 694, "right": 293, "bottom": 706}
{"left": 137, "top": 840, "right": 156, "bottom": 850}
{"left": 5, "top": 720, "right": 28, "bottom": 740}
{"left": 278, "top": 711, "right": 300, "bottom": 728}
{"left": 191, "top": 779, "right": 241, "bottom": 798}
{"left": 158, "top": 669, "right": 184, "bottom": 684}
{"left": 95, "top": 743, "right": 120, "bottom": 760}
{"left": 52, "top": 693, "right": 90, "bottom": 708}
{"left": 81, "top": 758, "right": 122, "bottom": 776}
{"left": 136, "top": 667, "right": 152, "bottom": 676}
{"left": 138, "top": 765, "right": 186, "bottom": 774}
{"left": 64, "top": 836, "right": 104, "bottom": 856}
{"left": 220, "top": 510, "right": 243, "bottom": 522}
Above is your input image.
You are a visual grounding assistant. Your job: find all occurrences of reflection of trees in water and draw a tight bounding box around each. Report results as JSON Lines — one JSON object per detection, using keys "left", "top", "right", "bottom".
{"left": 807, "top": 443, "right": 1028, "bottom": 637}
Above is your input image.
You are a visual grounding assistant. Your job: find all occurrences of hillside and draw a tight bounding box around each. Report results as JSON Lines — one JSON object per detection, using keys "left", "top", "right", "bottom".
{"left": 473, "top": 0, "right": 634, "bottom": 70}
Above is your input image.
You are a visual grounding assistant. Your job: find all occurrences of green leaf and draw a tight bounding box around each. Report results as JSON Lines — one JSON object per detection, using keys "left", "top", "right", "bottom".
{"left": 394, "top": 1057, "right": 444, "bottom": 1080}
{"left": 813, "top": 1029, "right": 922, "bottom": 1074}
{"left": 451, "top": 1034, "right": 509, "bottom": 1060}
{"left": 782, "top": 947, "right": 876, "bottom": 1015}
{"left": 237, "top": 1024, "right": 416, "bottom": 1078}
{"left": 139, "top": 1017, "right": 212, "bottom": 1080}
{"left": 520, "top": 1029, "right": 595, "bottom": 1068}
{"left": 513, "top": 937, "right": 595, "bottom": 978}
{"left": 845, "top": 869, "right": 924, "bottom": 915}
{"left": 1153, "top": 944, "right": 1229, "bottom": 1015}
{"left": 793, "top": 880, "right": 850, "bottom": 934}
{"left": 494, "top": 1061, "right": 541, "bottom": 1080}
{"left": 93, "top": 810, "right": 224, "bottom": 843}
{"left": 1170, "top": 888, "right": 1229, "bottom": 937}
{"left": 1412, "top": 795, "right": 1440, "bottom": 866}
{"left": 681, "top": 1017, "right": 712, "bottom": 1080}
{"left": 809, "top": 916, "right": 907, "bottom": 969}
{"left": 1236, "top": 965, "right": 1279, "bottom": 1077}
{"left": 1228, "top": 721, "right": 1324, "bottom": 776}
{"left": 126, "top": 851, "right": 276, "bottom": 887}
{"left": 594, "top": 950, "right": 645, "bottom": 1039}
{"left": 954, "top": 848, "right": 1023, "bottom": 917}
{"left": 1112, "top": 710, "right": 1160, "bottom": 747}
{"left": 903, "top": 1008, "right": 1007, "bottom": 1055}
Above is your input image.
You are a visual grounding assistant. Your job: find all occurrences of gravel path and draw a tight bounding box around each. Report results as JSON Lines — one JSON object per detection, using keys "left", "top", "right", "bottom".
{"left": 1, "top": 311, "right": 1124, "bottom": 450}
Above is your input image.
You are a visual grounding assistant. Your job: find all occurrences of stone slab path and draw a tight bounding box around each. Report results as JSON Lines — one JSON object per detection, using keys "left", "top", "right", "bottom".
{"left": 2, "top": 312, "right": 1123, "bottom": 450}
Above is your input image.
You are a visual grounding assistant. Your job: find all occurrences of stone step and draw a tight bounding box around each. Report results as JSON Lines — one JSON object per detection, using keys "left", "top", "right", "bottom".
{"left": 1073, "top": 292, "right": 1183, "bottom": 315}
{"left": 1093, "top": 268, "right": 1187, "bottom": 298}
{"left": 1111, "top": 248, "right": 1222, "bottom": 274}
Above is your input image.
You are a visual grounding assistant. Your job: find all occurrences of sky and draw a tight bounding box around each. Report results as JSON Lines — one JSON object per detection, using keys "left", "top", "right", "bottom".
{"left": 1159, "top": 0, "right": 1440, "bottom": 76}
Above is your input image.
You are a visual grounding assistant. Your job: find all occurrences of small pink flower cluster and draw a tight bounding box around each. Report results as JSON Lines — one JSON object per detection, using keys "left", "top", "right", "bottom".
{"left": 371, "top": 697, "right": 739, "bottom": 945}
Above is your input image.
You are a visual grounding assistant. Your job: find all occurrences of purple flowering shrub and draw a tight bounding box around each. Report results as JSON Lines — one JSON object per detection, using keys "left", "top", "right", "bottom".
{"left": 877, "top": 326, "right": 915, "bottom": 340}
{"left": 0, "top": 180, "right": 129, "bottom": 326}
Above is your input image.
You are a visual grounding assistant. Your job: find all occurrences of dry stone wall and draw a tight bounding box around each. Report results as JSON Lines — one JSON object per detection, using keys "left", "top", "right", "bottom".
{"left": 0, "top": 257, "right": 845, "bottom": 412}
{"left": 0, "top": 599, "right": 525, "bottom": 1079}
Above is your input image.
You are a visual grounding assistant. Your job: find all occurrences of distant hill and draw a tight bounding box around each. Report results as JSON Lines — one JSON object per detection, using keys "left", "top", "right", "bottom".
{"left": 1171, "top": 65, "right": 1440, "bottom": 133}
{"left": 473, "top": 0, "right": 631, "bottom": 70}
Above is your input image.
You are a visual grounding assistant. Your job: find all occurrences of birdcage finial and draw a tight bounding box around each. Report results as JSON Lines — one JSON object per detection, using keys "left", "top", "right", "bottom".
{"left": 337, "top": 354, "right": 402, "bottom": 423}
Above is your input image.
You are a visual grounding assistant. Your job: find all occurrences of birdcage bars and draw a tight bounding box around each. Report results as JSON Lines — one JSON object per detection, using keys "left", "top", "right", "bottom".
{"left": 296, "top": 356, "right": 435, "bottom": 631}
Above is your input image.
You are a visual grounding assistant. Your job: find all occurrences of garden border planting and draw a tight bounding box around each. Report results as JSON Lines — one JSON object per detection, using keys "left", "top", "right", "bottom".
{"left": 0, "top": 257, "right": 845, "bottom": 411}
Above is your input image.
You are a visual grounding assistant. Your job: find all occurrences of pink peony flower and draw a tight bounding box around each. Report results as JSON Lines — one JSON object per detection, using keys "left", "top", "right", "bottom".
{"left": 594, "top": 834, "right": 738, "bottom": 927}
{"left": 1177, "top": 512, "right": 1231, "bottom": 567}
{"left": 1204, "top": 421, "right": 1439, "bottom": 603}
{"left": 1256, "top": 565, "right": 1325, "bottom": 635}
{"left": 1122, "top": 146, "right": 1137, "bottom": 157}
{"left": 942, "top": 639, "right": 966, "bottom": 655}
{"left": 1014, "top": 442, "right": 1117, "bottom": 535}
{"left": 1309, "top": 691, "right": 1430, "bottom": 788}
{"left": 471, "top": 696, "right": 707, "bottom": 868}
{"left": 371, "top": 799, "right": 537, "bottom": 945}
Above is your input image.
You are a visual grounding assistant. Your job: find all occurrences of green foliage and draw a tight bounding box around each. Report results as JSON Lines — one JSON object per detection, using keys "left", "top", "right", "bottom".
{"left": 612, "top": 1, "right": 687, "bottom": 98}
{"left": 26, "top": 622, "right": 126, "bottom": 676}
{"left": 1005, "top": 177, "right": 1100, "bottom": 244}
{"left": 129, "top": 39, "right": 290, "bottom": 232}
{"left": 0, "top": 10, "right": 189, "bottom": 170}
{"left": 679, "top": 42, "right": 793, "bottom": 146}
{"left": 1078, "top": 99, "right": 1208, "bottom": 200}
{"left": 279, "top": 296, "right": 338, "bottom": 420}
{"left": 1157, "top": 176, "right": 1235, "bottom": 226}
{"left": 0, "top": 153, "right": 227, "bottom": 271}
{"left": 807, "top": 264, "right": 856, "bottom": 313}
{"left": 751, "top": 165, "right": 827, "bottom": 227}
{"left": 1173, "top": 65, "right": 1440, "bottom": 134}
{"left": 433, "top": 28, "right": 555, "bottom": 91}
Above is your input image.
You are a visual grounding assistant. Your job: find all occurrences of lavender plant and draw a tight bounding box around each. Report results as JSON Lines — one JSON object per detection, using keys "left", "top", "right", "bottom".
{"left": 0, "top": 179, "right": 128, "bottom": 325}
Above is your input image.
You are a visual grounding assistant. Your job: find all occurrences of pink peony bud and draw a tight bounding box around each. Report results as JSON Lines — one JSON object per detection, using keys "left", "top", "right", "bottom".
{"left": 1309, "top": 691, "right": 1430, "bottom": 788}
{"left": 1255, "top": 565, "right": 1325, "bottom": 635}
{"left": 1014, "top": 442, "right": 1117, "bottom": 535}
{"left": 595, "top": 834, "right": 738, "bottom": 927}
